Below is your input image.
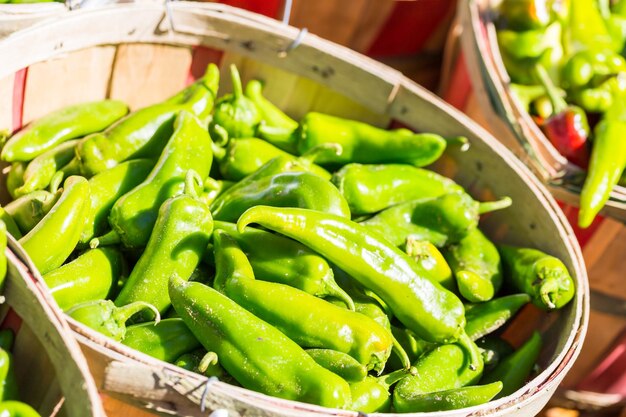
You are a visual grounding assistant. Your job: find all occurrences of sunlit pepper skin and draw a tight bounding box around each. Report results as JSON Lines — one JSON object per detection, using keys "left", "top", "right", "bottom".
{"left": 18, "top": 176, "right": 90, "bottom": 274}
{"left": 237, "top": 206, "right": 466, "bottom": 344}
{"left": 6, "top": 162, "right": 26, "bottom": 200}
{"left": 0, "top": 348, "right": 17, "bottom": 402}
{"left": 405, "top": 238, "right": 456, "bottom": 292}
{"left": 296, "top": 112, "right": 447, "bottom": 167}
{"left": 394, "top": 382, "right": 503, "bottom": 412}
{"left": 212, "top": 230, "right": 393, "bottom": 373}
{"left": 211, "top": 171, "right": 351, "bottom": 222}
{"left": 0, "top": 222, "right": 6, "bottom": 291}
{"left": 168, "top": 274, "right": 353, "bottom": 409}
{"left": 105, "top": 111, "right": 213, "bottom": 249}
{"left": 42, "top": 247, "right": 125, "bottom": 311}
{"left": 465, "top": 294, "right": 531, "bottom": 341}
{"left": 3, "top": 189, "right": 61, "bottom": 235}
{"left": 1, "top": 100, "right": 128, "bottom": 163}
{"left": 331, "top": 163, "right": 464, "bottom": 216}
{"left": 497, "top": 0, "right": 557, "bottom": 30}
{"left": 306, "top": 349, "right": 368, "bottom": 383}
{"left": 121, "top": 318, "right": 201, "bottom": 363}
{"left": 0, "top": 401, "right": 43, "bottom": 417}
{"left": 350, "top": 368, "right": 414, "bottom": 413}
{"left": 76, "top": 64, "right": 218, "bottom": 177}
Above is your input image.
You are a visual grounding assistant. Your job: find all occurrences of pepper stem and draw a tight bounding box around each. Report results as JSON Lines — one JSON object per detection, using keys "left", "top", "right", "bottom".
{"left": 391, "top": 334, "right": 412, "bottom": 370}
{"left": 458, "top": 331, "right": 481, "bottom": 372}
{"left": 230, "top": 64, "right": 243, "bottom": 99}
{"left": 48, "top": 171, "right": 65, "bottom": 195}
{"left": 184, "top": 169, "right": 203, "bottom": 199}
{"left": 114, "top": 301, "right": 161, "bottom": 325}
{"left": 326, "top": 279, "right": 356, "bottom": 311}
{"left": 90, "top": 230, "right": 121, "bottom": 249}
{"left": 378, "top": 367, "right": 416, "bottom": 390}
{"left": 445, "top": 136, "right": 470, "bottom": 152}
{"left": 211, "top": 142, "right": 227, "bottom": 161}
{"left": 198, "top": 351, "right": 219, "bottom": 374}
{"left": 534, "top": 64, "right": 567, "bottom": 116}
{"left": 478, "top": 196, "right": 512, "bottom": 214}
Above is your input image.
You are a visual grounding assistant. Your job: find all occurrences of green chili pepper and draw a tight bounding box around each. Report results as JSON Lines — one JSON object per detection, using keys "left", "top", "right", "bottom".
{"left": 168, "top": 274, "right": 352, "bottom": 408}
{"left": 212, "top": 230, "right": 393, "bottom": 373}
{"left": 67, "top": 299, "right": 160, "bottom": 341}
{"left": 0, "top": 331, "right": 13, "bottom": 352}
{"left": 497, "top": 0, "right": 556, "bottom": 30}
{"left": 562, "top": 50, "right": 626, "bottom": 89}
{"left": 392, "top": 340, "right": 484, "bottom": 412}
{"left": 306, "top": 349, "right": 368, "bottom": 383}
{"left": 245, "top": 79, "right": 299, "bottom": 153}
{"left": 394, "top": 381, "right": 503, "bottom": 412}
{"left": 499, "top": 245, "right": 575, "bottom": 310}
{"left": 42, "top": 247, "right": 126, "bottom": 311}
{"left": 209, "top": 65, "right": 261, "bottom": 144}
{"left": 213, "top": 221, "right": 353, "bottom": 309}
{"left": 121, "top": 318, "right": 201, "bottom": 363}
{"left": 482, "top": 331, "right": 542, "bottom": 398}
{"left": 465, "top": 294, "right": 531, "bottom": 340}
{"left": 564, "top": 0, "right": 614, "bottom": 55}
{"left": 6, "top": 162, "right": 26, "bottom": 200}
{"left": 331, "top": 163, "right": 464, "bottom": 216}
{"left": 497, "top": 22, "right": 562, "bottom": 60}
{"left": 405, "top": 238, "right": 456, "bottom": 292}
{"left": 200, "top": 178, "right": 235, "bottom": 207}
{"left": 0, "top": 209, "right": 21, "bottom": 239}
{"left": 1, "top": 100, "right": 128, "bottom": 163}
{"left": 297, "top": 112, "right": 447, "bottom": 167}
{"left": 214, "top": 138, "right": 330, "bottom": 181}
{"left": 114, "top": 174, "right": 214, "bottom": 318}
{"left": 509, "top": 84, "right": 549, "bottom": 113}
{"left": 18, "top": 176, "right": 90, "bottom": 274}
{"left": 477, "top": 336, "right": 515, "bottom": 372}
{"left": 361, "top": 193, "right": 512, "bottom": 247}
{"left": 389, "top": 325, "right": 437, "bottom": 366}
{"left": 0, "top": 401, "right": 42, "bottom": 417}
{"left": 443, "top": 228, "right": 503, "bottom": 303}
{"left": 174, "top": 349, "right": 228, "bottom": 379}
{"left": 76, "top": 64, "right": 218, "bottom": 177}
{"left": 350, "top": 368, "right": 415, "bottom": 413}
{"left": 3, "top": 189, "right": 61, "bottom": 235}
{"left": 0, "top": 222, "right": 6, "bottom": 290}
{"left": 0, "top": 349, "right": 18, "bottom": 401}
{"left": 101, "top": 111, "right": 213, "bottom": 249}
{"left": 237, "top": 206, "right": 466, "bottom": 345}
{"left": 13, "top": 139, "right": 78, "bottom": 197}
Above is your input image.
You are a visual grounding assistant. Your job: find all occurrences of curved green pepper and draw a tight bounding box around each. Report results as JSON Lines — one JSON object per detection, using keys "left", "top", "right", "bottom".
{"left": 465, "top": 294, "right": 531, "bottom": 340}
{"left": 168, "top": 274, "right": 352, "bottom": 408}
{"left": 114, "top": 178, "right": 213, "bottom": 318}
{"left": 0, "top": 349, "right": 18, "bottom": 401}
{"left": 332, "top": 163, "right": 464, "bottom": 216}
{"left": 0, "top": 401, "right": 42, "bottom": 417}
{"left": 79, "top": 159, "right": 154, "bottom": 245}
{"left": 498, "top": 0, "right": 556, "bottom": 30}
{"left": 104, "top": 111, "right": 213, "bottom": 249}
{"left": 211, "top": 171, "right": 351, "bottom": 222}
{"left": 1, "top": 100, "right": 128, "bottom": 163}
{"left": 43, "top": 247, "right": 125, "bottom": 311}
{"left": 3, "top": 190, "right": 61, "bottom": 235}
{"left": 350, "top": 368, "right": 414, "bottom": 413}
{"left": 76, "top": 65, "right": 218, "bottom": 177}
{"left": 200, "top": 178, "right": 235, "bottom": 207}
{"left": 497, "top": 23, "right": 562, "bottom": 60}
{"left": 297, "top": 112, "right": 447, "bottom": 167}
{"left": 213, "top": 221, "right": 353, "bottom": 309}
{"left": 306, "top": 349, "right": 367, "bottom": 383}
{"left": 237, "top": 206, "right": 466, "bottom": 344}
{"left": 564, "top": 0, "right": 614, "bottom": 55}
{"left": 389, "top": 325, "right": 437, "bottom": 366}
{"left": 0, "top": 209, "right": 20, "bottom": 240}
{"left": 213, "top": 230, "right": 393, "bottom": 373}
{"left": 499, "top": 245, "right": 575, "bottom": 310}
{"left": 6, "top": 162, "right": 26, "bottom": 200}
{"left": 67, "top": 299, "right": 160, "bottom": 341}
{"left": 405, "top": 238, "right": 455, "bottom": 292}
{"left": 18, "top": 176, "right": 90, "bottom": 274}
{"left": 394, "top": 381, "right": 503, "bottom": 412}
{"left": 0, "top": 222, "right": 5, "bottom": 291}
{"left": 122, "top": 318, "right": 201, "bottom": 363}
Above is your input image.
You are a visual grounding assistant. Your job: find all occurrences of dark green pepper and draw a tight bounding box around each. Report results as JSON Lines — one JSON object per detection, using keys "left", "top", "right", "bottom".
{"left": 477, "top": 336, "right": 515, "bottom": 372}
{"left": 350, "top": 368, "right": 414, "bottom": 413}
{"left": 3, "top": 189, "right": 61, "bottom": 235}
{"left": 393, "top": 381, "right": 503, "bottom": 412}
{"left": 0, "top": 222, "right": 5, "bottom": 293}
{"left": 121, "top": 318, "right": 201, "bottom": 363}
{"left": 42, "top": 247, "right": 126, "bottom": 311}
{"left": 306, "top": 349, "right": 368, "bottom": 383}
{"left": 1, "top": 100, "right": 128, "bottom": 162}
{"left": 0, "top": 331, "right": 13, "bottom": 355}
{"left": 0, "top": 401, "right": 42, "bottom": 417}
{"left": 0, "top": 209, "right": 21, "bottom": 239}
{"left": 0, "top": 348, "right": 17, "bottom": 401}
{"left": 212, "top": 230, "right": 393, "bottom": 373}
{"left": 168, "top": 274, "right": 352, "bottom": 408}
{"left": 6, "top": 162, "right": 26, "bottom": 200}
{"left": 18, "top": 176, "right": 90, "bottom": 274}
{"left": 332, "top": 163, "right": 463, "bottom": 216}
{"left": 297, "top": 112, "right": 447, "bottom": 167}
{"left": 465, "top": 294, "right": 531, "bottom": 340}
{"left": 103, "top": 111, "right": 213, "bottom": 249}
{"left": 499, "top": 245, "right": 575, "bottom": 310}
{"left": 211, "top": 171, "right": 351, "bottom": 222}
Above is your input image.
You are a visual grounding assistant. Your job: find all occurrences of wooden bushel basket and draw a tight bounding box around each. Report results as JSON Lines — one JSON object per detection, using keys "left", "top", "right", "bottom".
{"left": 2, "top": 236, "right": 105, "bottom": 417}
{"left": 0, "top": 3, "right": 588, "bottom": 416}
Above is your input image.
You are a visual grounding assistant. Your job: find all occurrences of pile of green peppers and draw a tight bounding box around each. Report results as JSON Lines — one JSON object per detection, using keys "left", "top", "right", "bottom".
{"left": 0, "top": 63, "right": 576, "bottom": 413}
{"left": 497, "top": 0, "right": 626, "bottom": 228}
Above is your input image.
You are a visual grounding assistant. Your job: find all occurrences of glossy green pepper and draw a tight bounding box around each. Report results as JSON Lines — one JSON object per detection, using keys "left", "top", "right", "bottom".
{"left": 350, "top": 368, "right": 414, "bottom": 413}
{"left": 499, "top": 245, "right": 575, "bottom": 310}
{"left": 245, "top": 79, "right": 299, "bottom": 153}
{"left": 0, "top": 222, "right": 5, "bottom": 291}
{"left": 482, "top": 331, "right": 542, "bottom": 398}
{"left": 42, "top": 247, "right": 125, "bottom": 311}
{"left": 497, "top": 0, "right": 557, "bottom": 30}
{"left": 405, "top": 238, "right": 456, "bottom": 292}
{"left": 200, "top": 178, "right": 235, "bottom": 207}
{"left": 209, "top": 64, "right": 261, "bottom": 143}
{"left": 6, "top": 162, "right": 26, "bottom": 200}
{"left": 18, "top": 176, "right": 90, "bottom": 274}
{"left": 1, "top": 100, "right": 128, "bottom": 163}
{"left": 497, "top": 22, "right": 562, "bottom": 60}
{"left": 67, "top": 299, "right": 160, "bottom": 341}
{"left": 114, "top": 177, "right": 214, "bottom": 318}
{"left": 212, "top": 230, "right": 393, "bottom": 373}
{"left": 443, "top": 228, "right": 503, "bottom": 303}
{"left": 76, "top": 65, "right": 218, "bottom": 177}
{"left": 562, "top": 50, "right": 626, "bottom": 89}
{"left": 0, "top": 348, "right": 17, "bottom": 402}
{"left": 79, "top": 159, "right": 154, "bottom": 245}
{"left": 213, "top": 221, "right": 353, "bottom": 309}
{"left": 394, "top": 381, "right": 503, "bottom": 412}
{"left": 563, "top": 0, "right": 614, "bottom": 55}
{"left": 3, "top": 189, "right": 61, "bottom": 235}
{"left": 296, "top": 112, "right": 447, "bottom": 167}
{"left": 211, "top": 171, "right": 351, "bottom": 222}
{"left": 102, "top": 111, "right": 213, "bottom": 249}
{"left": 465, "top": 294, "right": 531, "bottom": 341}
{"left": 13, "top": 139, "right": 78, "bottom": 196}
{"left": 0, "top": 401, "right": 42, "bottom": 417}
{"left": 306, "top": 349, "right": 368, "bottom": 383}
{"left": 121, "top": 318, "right": 201, "bottom": 363}
{"left": 332, "top": 163, "right": 464, "bottom": 216}
{"left": 168, "top": 274, "right": 352, "bottom": 408}
{"left": 237, "top": 206, "right": 466, "bottom": 344}
{"left": 0, "top": 209, "right": 20, "bottom": 240}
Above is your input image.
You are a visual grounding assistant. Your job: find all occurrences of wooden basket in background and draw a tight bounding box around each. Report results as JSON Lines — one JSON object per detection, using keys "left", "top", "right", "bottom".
{"left": 0, "top": 3, "right": 588, "bottom": 416}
